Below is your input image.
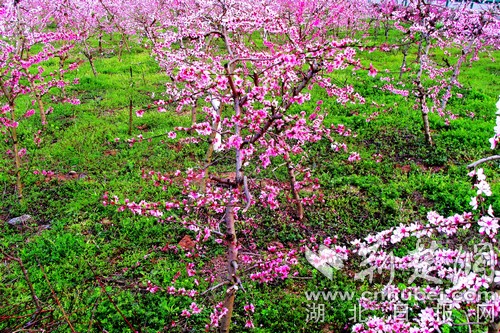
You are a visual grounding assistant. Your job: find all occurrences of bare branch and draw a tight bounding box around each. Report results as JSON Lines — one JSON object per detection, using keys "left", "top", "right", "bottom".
{"left": 185, "top": 222, "right": 224, "bottom": 237}
{"left": 467, "top": 155, "right": 500, "bottom": 169}
{"left": 201, "top": 281, "right": 229, "bottom": 295}
{"left": 242, "top": 176, "right": 252, "bottom": 213}
{"left": 37, "top": 259, "right": 77, "bottom": 333}
{"left": 242, "top": 113, "right": 283, "bottom": 146}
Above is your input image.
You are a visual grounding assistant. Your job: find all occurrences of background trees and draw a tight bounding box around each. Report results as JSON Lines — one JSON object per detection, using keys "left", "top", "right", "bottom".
{"left": 0, "top": 1, "right": 81, "bottom": 199}
{"left": 368, "top": 0, "right": 500, "bottom": 145}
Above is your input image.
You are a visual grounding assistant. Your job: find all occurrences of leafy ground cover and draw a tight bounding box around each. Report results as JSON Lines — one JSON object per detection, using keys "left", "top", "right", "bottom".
{"left": 1, "top": 35, "right": 500, "bottom": 332}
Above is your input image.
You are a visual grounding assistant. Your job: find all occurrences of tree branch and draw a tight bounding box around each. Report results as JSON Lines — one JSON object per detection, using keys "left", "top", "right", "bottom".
{"left": 242, "top": 176, "right": 252, "bottom": 213}
{"left": 242, "top": 113, "right": 283, "bottom": 146}
{"left": 467, "top": 155, "right": 500, "bottom": 169}
{"left": 201, "top": 281, "right": 229, "bottom": 295}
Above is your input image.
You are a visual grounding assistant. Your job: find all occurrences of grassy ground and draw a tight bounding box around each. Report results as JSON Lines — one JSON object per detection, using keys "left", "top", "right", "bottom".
{"left": 1, "top": 34, "right": 499, "bottom": 332}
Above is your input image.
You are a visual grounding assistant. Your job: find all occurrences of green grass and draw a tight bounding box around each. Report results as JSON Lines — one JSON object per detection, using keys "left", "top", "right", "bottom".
{"left": 1, "top": 32, "right": 499, "bottom": 333}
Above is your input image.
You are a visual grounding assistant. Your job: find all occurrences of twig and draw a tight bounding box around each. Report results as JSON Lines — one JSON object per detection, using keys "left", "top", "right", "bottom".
{"left": 2, "top": 181, "right": 6, "bottom": 201}
{"left": 185, "top": 222, "right": 224, "bottom": 237}
{"left": 1, "top": 249, "right": 42, "bottom": 311}
{"left": 201, "top": 281, "right": 229, "bottom": 295}
{"left": 86, "top": 263, "right": 138, "bottom": 332}
{"left": 242, "top": 176, "right": 252, "bottom": 213}
{"left": 234, "top": 275, "right": 246, "bottom": 293}
{"left": 239, "top": 252, "right": 262, "bottom": 257}
{"left": 242, "top": 113, "right": 282, "bottom": 146}
{"left": 454, "top": 322, "right": 484, "bottom": 326}
{"left": 209, "top": 176, "right": 237, "bottom": 187}
{"left": 467, "top": 155, "right": 500, "bottom": 169}
{"left": 37, "top": 259, "right": 77, "bottom": 333}
{"left": 86, "top": 298, "right": 100, "bottom": 333}
{"left": 287, "top": 276, "right": 313, "bottom": 280}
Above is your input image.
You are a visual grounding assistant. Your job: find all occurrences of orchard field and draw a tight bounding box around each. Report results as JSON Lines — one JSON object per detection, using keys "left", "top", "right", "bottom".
{"left": 1, "top": 1, "right": 500, "bottom": 332}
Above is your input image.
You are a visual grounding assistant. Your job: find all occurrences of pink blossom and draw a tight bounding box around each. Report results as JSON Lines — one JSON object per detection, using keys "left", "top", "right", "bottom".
{"left": 146, "top": 281, "right": 159, "bottom": 293}
{"left": 244, "top": 303, "right": 255, "bottom": 313}
{"left": 348, "top": 152, "right": 361, "bottom": 162}
{"left": 227, "top": 135, "right": 243, "bottom": 149}
{"left": 24, "top": 109, "right": 35, "bottom": 118}
{"left": 475, "top": 180, "right": 492, "bottom": 196}
{"left": 190, "top": 302, "right": 202, "bottom": 314}
{"left": 469, "top": 197, "right": 478, "bottom": 210}
{"left": 18, "top": 148, "right": 27, "bottom": 157}
{"left": 478, "top": 216, "right": 499, "bottom": 238}
{"left": 368, "top": 63, "right": 378, "bottom": 77}
{"left": 186, "top": 263, "right": 196, "bottom": 277}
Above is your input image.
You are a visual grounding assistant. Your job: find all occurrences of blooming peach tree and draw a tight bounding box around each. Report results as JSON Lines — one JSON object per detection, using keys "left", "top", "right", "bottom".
{"left": 368, "top": 0, "right": 500, "bottom": 145}
{"left": 106, "top": 0, "right": 375, "bottom": 331}
{"left": 0, "top": 0, "right": 81, "bottom": 199}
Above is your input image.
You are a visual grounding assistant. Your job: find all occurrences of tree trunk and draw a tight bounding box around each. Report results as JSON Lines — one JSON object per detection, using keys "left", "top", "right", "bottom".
{"left": 128, "top": 98, "right": 133, "bottom": 136}
{"left": 128, "top": 66, "right": 133, "bottom": 135}
{"left": 118, "top": 33, "right": 130, "bottom": 62}
{"left": 416, "top": 35, "right": 424, "bottom": 63}
{"left": 191, "top": 103, "right": 197, "bottom": 130}
{"left": 219, "top": 201, "right": 238, "bottom": 333}
{"left": 59, "top": 54, "right": 67, "bottom": 98}
{"left": 98, "top": 32, "right": 103, "bottom": 54}
{"left": 287, "top": 161, "right": 304, "bottom": 220}
{"left": 202, "top": 101, "right": 220, "bottom": 193}
{"left": 416, "top": 36, "right": 432, "bottom": 146}
{"left": 219, "top": 66, "right": 241, "bottom": 332}
{"left": 421, "top": 107, "right": 432, "bottom": 146}
{"left": 83, "top": 42, "right": 97, "bottom": 77}
{"left": 399, "top": 47, "right": 408, "bottom": 80}
{"left": 440, "top": 41, "right": 473, "bottom": 111}
{"left": 34, "top": 94, "right": 46, "bottom": 126}
{"left": 25, "top": 69, "right": 47, "bottom": 126}
{"left": 10, "top": 103, "right": 23, "bottom": 200}
{"left": 122, "top": 34, "right": 131, "bottom": 52}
